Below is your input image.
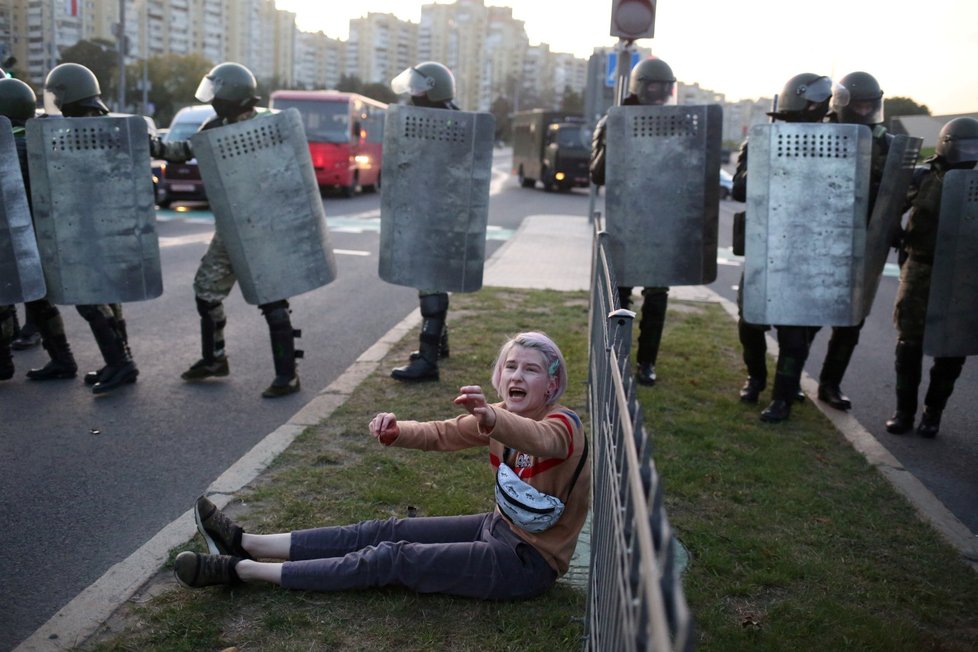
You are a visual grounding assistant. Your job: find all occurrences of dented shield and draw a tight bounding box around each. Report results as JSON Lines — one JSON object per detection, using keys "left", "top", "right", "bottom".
{"left": 862, "top": 134, "right": 922, "bottom": 315}
{"left": 924, "top": 169, "right": 978, "bottom": 357}
{"left": 743, "top": 122, "right": 872, "bottom": 326}
{"left": 26, "top": 115, "right": 162, "bottom": 305}
{"left": 378, "top": 105, "right": 495, "bottom": 292}
{"left": 191, "top": 108, "right": 337, "bottom": 305}
{"left": 0, "top": 116, "right": 45, "bottom": 304}
{"left": 605, "top": 104, "right": 722, "bottom": 287}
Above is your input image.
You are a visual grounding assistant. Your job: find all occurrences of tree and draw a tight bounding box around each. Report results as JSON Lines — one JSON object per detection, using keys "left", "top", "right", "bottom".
{"left": 559, "top": 85, "right": 583, "bottom": 115}
{"left": 490, "top": 95, "right": 513, "bottom": 143}
{"left": 360, "top": 82, "right": 398, "bottom": 105}
{"left": 885, "top": 96, "right": 930, "bottom": 118}
{"left": 58, "top": 38, "right": 119, "bottom": 105}
{"left": 129, "top": 53, "right": 213, "bottom": 125}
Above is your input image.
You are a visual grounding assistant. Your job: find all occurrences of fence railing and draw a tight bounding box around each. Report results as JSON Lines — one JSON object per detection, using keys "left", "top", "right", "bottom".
{"left": 584, "top": 221, "right": 694, "bottom": 651}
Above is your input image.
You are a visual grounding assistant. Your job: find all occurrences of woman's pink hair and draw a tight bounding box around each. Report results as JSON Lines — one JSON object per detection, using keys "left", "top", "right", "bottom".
{"left": 490, "top": 331, "right": 568, "bottom": 405}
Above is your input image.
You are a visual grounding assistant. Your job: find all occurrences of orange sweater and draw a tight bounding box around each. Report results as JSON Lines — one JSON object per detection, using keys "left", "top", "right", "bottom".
{"left": 390, "top": 403, "right": 590, "bottom": 576}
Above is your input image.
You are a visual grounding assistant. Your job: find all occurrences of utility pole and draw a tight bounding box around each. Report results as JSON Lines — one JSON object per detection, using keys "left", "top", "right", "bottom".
{"left": 117, "top": 0, "right": 126, "bottom": 110}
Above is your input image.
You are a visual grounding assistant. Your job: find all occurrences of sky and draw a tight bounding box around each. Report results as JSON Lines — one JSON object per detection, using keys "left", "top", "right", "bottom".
{"left": 274, "top": 0, "right": 978, "bottom": 116}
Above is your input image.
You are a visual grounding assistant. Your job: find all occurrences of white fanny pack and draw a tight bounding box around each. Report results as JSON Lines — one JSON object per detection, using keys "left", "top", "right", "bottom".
{"left": 494, "top": 438, "right": 588, "bottom": 533}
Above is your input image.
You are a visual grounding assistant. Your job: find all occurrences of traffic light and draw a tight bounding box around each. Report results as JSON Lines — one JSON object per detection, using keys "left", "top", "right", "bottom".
{"left": 610, "top": 0, "right": 656, "bottom": 39}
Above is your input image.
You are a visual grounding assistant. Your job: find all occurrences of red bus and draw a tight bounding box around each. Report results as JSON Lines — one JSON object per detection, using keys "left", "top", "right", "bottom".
{"left": 269, "top": 90, "right": 387, "bottom": 197}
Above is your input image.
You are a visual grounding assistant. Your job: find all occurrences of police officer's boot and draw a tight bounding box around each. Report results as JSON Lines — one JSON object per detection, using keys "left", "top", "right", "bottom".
{"left": 635, "top": 289, "right": 667, "bottom": 386}
{"left": 409, "top": 327, "right": 449, "bottom": 361}
{"left": 760, "top": 353, "right": 806, "bottom": 423}
{"left": 11, "top": 311, "right": 40, "bottom": 350}
{"left": 738, "top": 318, "right": 768, "bottom": 403}
{"left": 182, "top": 298, "right": 230, "bottom": 381}
{"left": 24, "top": 302, "right": 78, "bottom": 380}
{"left": 261, "top": 300, "right": 302, "bottom": 398}
{"left": 392, "top": 294, "right": 448, "bottom": 382}
{"left": 817, "top": 326, "right": 860, "bottom": 411}
{"left": 885, "top": 340, "right": 922, "bottom": 434}
{"left": 79, "top": 308, "right": 138, "bottom": 394}
{"left": 84, "top": 315, "right": 130, "bottom": 385}
{"left": 0, "top": 306, "right": 15, "bottom": 380}
{"left": 916, "top": 356, "right": 965, "bottom": 438}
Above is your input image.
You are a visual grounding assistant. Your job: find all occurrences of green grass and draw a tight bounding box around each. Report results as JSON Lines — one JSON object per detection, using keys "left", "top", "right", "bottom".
{"left": 84, "top": 289, "right": 978, "bottom": 651}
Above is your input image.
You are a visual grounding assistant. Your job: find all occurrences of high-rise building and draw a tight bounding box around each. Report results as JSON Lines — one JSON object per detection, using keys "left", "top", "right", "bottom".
{"left": 348, "top": 12, "right": 417, "bottom": 89}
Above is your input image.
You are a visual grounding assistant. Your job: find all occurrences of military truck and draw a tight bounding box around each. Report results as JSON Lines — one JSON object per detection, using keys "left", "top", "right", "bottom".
{"left": 511, "top": 110, "right": 590, "bottom": 191}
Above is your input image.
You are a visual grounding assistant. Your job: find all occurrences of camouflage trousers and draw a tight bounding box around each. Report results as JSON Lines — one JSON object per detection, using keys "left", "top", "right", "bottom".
{"left": 893, "top": 258, "right": 931, "bottom": 342}
{"left": 193, "top": 232, "right": 237, "bottom": 304}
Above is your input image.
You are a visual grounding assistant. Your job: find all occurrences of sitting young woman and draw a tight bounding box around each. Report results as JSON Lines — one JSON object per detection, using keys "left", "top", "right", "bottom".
{"left": 175, "top": 331, "right": 590, "bottom": 600}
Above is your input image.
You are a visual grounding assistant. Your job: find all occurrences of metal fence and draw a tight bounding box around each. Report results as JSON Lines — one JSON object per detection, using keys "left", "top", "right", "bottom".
{"left": 584, "top": 222, "right": 694, "bottom": 651}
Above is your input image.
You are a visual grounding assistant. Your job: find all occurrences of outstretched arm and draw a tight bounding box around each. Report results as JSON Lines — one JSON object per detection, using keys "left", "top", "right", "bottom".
{"left": 453, "top": 385, "right": 497, "bottom": 432}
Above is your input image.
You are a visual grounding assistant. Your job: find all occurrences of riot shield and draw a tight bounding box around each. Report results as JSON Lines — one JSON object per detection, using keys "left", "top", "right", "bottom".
{"left": 0, "top": 116, "right": 45, "bottom": 304}
{"left": 862, "top": 134, "right": 922, "bottom": 315}
{"left": 26, "top": 115, "right": 162, "bottom": 305}
{"left": 605, "top": 104, "right": 722, "bottom": 287}
{"left": 923, "top": 169, "right": 978, "bottom": 357}
{"left": 378, "top": 104, "right": 495, "bottom": 292}
{"left": 743, "top": 122, "right": 872, "bottom": 326}
{"left": 191, "top": 108, "right": 337, "bottom": 305}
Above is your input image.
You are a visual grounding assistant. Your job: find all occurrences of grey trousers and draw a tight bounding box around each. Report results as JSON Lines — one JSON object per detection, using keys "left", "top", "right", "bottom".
{"left": 281, "top": 512, "right": 556, "bottom": 600}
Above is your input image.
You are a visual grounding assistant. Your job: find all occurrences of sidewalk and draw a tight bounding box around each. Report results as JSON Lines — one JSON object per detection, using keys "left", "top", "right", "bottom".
{"left": 16, "top": 213, "right": 978, "bottom": 650}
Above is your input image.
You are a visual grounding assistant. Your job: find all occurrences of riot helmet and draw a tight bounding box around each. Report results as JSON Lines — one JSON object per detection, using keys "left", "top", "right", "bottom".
{"left": 769, "top": 73, "right": 832, "bottom": 123}
{"left": 43, "top": 63, "right": 109, "bottom": 116}
{"left": 627, "top": 57, "right": 676, "bottom": 106}
{"left": 391, "top": 61, "right": 455, "bottom": 106}
{"left": 0, "top": 78, "right": 37, "bottom": 121}
{"left": 935, "top": 117, "right": 978, "bottom": 166}
{"left": 830, "top": 71, "right": 884, "bottom": 125}
{"left": 195, "top": 62, "right": 260, "bottom": 119}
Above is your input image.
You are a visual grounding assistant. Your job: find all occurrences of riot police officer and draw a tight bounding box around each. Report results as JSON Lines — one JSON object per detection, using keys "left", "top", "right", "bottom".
{"left": 152, "top": 62, "right": 303, "bottom": 398}
{"left": 814, "top": 71, "right": 891, "bottom": 412}
{"left": 0, "top": 76, "right": 79, "bottom": 383}
{"left": 589, "top": 57, "right": 677, "bottom": 386}
{"left": 387, "top": 61, "right": 459, "bottom": 382}
{"left": 42, "top": 64, "right": 136, "bottom": 393}
{"left": 733, "top": 73, "right": 833, "bottom": 412}
{"left": 885, "top": 117, "right": 978, "bottom": 437}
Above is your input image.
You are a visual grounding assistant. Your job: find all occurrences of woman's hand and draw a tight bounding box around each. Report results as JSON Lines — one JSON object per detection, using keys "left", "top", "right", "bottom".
{"left": 369, "top": 412, "right": 399, "bottom": 445}
{"left": 453, "top": 385, "right": 496, "bottom": 431}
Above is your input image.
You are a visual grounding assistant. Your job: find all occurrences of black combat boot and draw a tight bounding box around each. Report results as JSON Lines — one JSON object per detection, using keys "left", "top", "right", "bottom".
{"left": 392, "top": 293, "right": 448, "bottom": 383}
{"left": 77, "top": 306, "right": 138, "bottom": 394}
{"left": 761, "top": 354, "right": 806, "bottom": 423}
{"left": 915, "top": 356, "right": 965, "bottom": 438}
{"left": 884, "top": 340, "right": 922, "bottom": 434}
{"left": 0, "top": 306, "right": 14, "bottom": 380}
{"left": 261, "top": 301, "right": 302, "bottom": 398}
{"left": 26, "top": 302, "right": 78, "bottom": 380}
{"left": 738, "top": 318, "right": 768, "bottom": 403}
{"left": 182, "top": 298, "right": 230, "bottom": 381}
{"left": 817, "top": 325, "right": 860, "bottom": 410}
{"left": 409, "top": 327, "right": 449, "bottom": 361}
{"left": 84, "top": 314, "right": 131, "bottom": 385}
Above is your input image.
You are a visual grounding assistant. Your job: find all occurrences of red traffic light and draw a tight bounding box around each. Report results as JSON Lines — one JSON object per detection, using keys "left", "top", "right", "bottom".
{"left": 610, "top": 0, "right": 656, "bottom": 39}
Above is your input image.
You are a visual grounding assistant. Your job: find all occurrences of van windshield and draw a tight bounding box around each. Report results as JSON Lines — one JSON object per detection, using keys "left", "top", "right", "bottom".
{"left": 165, "top": 121, "right": 205, "bottom": 142}
{"left": 273, "top": 99, "right": 350, "bottom": 143}
{"left": 555, "top": 125, "right": 588, "bottom": 150}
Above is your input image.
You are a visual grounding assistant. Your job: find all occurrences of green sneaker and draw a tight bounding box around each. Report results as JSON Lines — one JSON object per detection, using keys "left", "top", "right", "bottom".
{"left": 174, "top": 551, "right": 241, "bottom": 588}
{"left": 181, "top": 357, "right": 229, "bottom": 381}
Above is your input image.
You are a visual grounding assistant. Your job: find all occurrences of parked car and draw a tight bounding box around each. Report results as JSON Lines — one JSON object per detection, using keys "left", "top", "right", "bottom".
{"left": 719, "top": 168, "right": 733, "bottom": 199}
{"left": 156, "top": 104, "right": 216, "bottom": 208}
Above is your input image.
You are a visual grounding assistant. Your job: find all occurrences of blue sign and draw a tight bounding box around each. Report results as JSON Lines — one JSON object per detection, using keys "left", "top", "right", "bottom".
{"left": 605, "top": 51, "right": 642, "bottom": 87}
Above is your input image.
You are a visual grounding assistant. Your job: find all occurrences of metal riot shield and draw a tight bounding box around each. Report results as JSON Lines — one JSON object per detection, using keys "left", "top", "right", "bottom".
{"left": 0, "top": 116, "right": 45, "bottom": 304}
{"left": 743, "top": 122, "right": 872, "bottom": 326}
{"left": 191, "top": 108, "right": 337, "bottom": 305}
{"left": 605, "top": 104, "right": 722, "bottom": 287}
{"left": 862, "top": 134, "right": 922, "bottom": 315}
{"left": 378, "top": 104, "right": 495, "bottom": 292}
{"left": 26, "top": 115, "right": 162, "bottom": 305}
{"left": 923, "top": 169, "right": 978, "bottom": 357}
